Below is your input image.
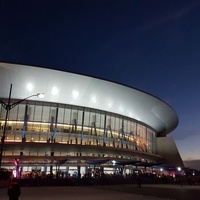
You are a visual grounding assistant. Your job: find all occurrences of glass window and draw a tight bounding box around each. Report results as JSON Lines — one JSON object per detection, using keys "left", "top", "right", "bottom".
{"left": 9, "top": 105, "right": 19, "bottom": 121}
{"left": 106, "top": 114, "right": 111, "bottom": 127}
{"left": 42, "top": 106, "right": 51, "bottom": 123}
{"left": 63, "top": 107, "right": 71, "bottom": 124}
{"left": 115, "top": 117, "right": 120, "bottom": 132}
{"left": 130, "top": 121, "right": 136, "bottom": 135}
{"left": 72, "top": 110, "right": 78, "bottom": 124}
{"left": 57, "top": 107, "right": 64, "bottom": 124}
{"left": 0, "top": 105, "right": 4, "bottom": 119}
{"left": 27, "top": 105, "right": 35, "bottom": 121}
{"left": 95, "top": 113, "right": 101, "bottom": 128}
{"left": 84, "top": 111, "right": 90, "bottom": 127}
{"left": 50, "top": 108, "right": 57, "bottom": 122}
{"left": 99, "top": 113, "right": 105, "bottom": 130}
{"left": 77, "top": 110, "right": 83, "bottom": 126}
{"left": 123, "top": 119, "right": 128, "bottom": 134}
{"left": 110, "top": 115, "right": 115, "bottom": 129}
{"left": 17, "top": 104, "right": 26, "bottom": 121}
{"left": 34, "top": 105, "right": 42, "bottom": 122}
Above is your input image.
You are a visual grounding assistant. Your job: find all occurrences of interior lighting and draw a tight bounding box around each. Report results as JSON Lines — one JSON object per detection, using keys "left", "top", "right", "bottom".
{"left": 112, "top": 160, "right": 116, "bottom": 166}
{"left": 72, "top": 90, "right": 79, "bottom": 99}
{"left": 177, "top": 167, "right": 181, "bottom": 171}
{"left": 51, "top": 87, "right": 58, "bottom": 95}
{"left": 27, "top": 83, "right": 33, "bottom": 91}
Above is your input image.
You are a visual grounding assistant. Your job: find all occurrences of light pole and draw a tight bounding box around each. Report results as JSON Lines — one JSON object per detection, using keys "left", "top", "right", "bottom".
{"left": 0, "top": 84, "right": 44, "bottom": 169}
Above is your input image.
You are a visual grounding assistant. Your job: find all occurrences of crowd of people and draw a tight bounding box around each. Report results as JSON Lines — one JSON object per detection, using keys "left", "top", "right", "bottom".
{"left": 1, "top": 168, "right": 200, "bottom": 188}
{"left": 11, "top": 172, "right": 200, "bottom": 187}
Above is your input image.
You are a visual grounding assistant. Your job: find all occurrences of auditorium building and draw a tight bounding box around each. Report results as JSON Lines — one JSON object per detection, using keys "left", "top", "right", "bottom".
{"left": 0, "top": 62, "right": 183, "bottom": 178}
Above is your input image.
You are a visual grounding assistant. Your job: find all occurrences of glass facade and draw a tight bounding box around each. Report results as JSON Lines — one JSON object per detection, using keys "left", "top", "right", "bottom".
{"left": 0, "top": 100, "right": 156, "bottom": 159}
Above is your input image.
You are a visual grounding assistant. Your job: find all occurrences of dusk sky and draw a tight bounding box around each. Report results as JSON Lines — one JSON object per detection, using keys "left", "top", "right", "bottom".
{"left": 0, "top": 1, "right": 200, "bottom": 169}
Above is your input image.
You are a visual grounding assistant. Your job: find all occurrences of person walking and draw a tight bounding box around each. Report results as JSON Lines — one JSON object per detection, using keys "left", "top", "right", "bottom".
{"left": 7, "top": 178, "right": 21, "bottom": 200}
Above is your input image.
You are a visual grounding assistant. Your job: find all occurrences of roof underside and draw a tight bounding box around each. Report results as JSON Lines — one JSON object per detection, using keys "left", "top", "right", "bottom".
{"left": 0, "top": 62, "right": 178, "bottom": 134}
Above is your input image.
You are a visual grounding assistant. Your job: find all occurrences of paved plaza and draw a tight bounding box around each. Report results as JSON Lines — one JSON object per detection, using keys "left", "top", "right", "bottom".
{"left": 1, "top": 184, "right": 200, "bottom": 200}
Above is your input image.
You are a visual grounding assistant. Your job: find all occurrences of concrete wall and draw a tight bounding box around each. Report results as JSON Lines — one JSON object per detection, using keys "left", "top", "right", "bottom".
{"left": 156, "top": 137, "right": 184, "bottom": 168}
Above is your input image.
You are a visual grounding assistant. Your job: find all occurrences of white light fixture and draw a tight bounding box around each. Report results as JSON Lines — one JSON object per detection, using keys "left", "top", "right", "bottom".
{"left": 112, "top": 160, "right": 116, "bottom": 166}
{"left": 177, "top": 167, "right": 181, "bottom": 171}
{"left": 52, "top": 87, "right": 58, "bottom": 95}
{"left": 72, "top": 90, "right": 79, "bottom": 99}
{"left": 27, "top": 83, "right": 33, "bottom": 91}
{"left": 37, "top": 93, "right": 44, "bottom": 98}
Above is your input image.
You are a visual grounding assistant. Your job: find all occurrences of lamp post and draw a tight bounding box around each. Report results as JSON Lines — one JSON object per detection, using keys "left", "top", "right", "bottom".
{"left": 0, "top": 84, "right": 44, "bottom": 169}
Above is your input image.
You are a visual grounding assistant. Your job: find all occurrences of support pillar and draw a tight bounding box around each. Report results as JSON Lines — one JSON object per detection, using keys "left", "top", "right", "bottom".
{"left": 22, "top": 105, "right": 28, "bottom": 142}
{"left": 103, "top": 115, "right": 107, "bottom": 146}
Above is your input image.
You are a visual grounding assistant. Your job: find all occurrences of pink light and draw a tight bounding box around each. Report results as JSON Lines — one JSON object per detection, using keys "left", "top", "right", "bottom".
{"left": 13, "top": 170, "right": 17, "bottom": 178}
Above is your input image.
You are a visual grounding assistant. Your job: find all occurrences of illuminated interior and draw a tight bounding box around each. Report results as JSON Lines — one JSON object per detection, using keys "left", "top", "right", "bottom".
{"left": 0, "top": 100, "right": 155, "bottom": 156}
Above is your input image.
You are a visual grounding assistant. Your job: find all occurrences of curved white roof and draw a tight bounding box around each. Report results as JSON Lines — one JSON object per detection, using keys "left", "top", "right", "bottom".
{"left": 0, "top": 62, "right": 178, "bottom": 134}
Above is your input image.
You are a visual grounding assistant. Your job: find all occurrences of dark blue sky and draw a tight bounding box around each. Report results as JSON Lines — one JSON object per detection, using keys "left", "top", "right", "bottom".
{"left": 1, "top": 0, "right": 200, "bottom": 168}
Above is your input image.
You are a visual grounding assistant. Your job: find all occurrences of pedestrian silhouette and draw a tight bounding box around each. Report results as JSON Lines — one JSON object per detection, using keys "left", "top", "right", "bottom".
{"left": 7, "top": 178, "right": 21, "bottom": 200}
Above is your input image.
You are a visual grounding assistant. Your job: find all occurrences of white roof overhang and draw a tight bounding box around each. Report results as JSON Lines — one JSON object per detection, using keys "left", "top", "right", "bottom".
{"left": 0, "top": 62, "right": 178, "bottom": 135}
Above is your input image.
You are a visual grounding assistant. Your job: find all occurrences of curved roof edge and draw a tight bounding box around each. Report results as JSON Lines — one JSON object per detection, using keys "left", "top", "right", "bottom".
{"left": 0, "top": 62, "right": 179, "bottom": 135}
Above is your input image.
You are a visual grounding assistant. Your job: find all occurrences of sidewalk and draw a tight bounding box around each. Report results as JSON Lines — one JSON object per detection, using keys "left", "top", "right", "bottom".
{"left": 0, "top": 184, "right": 200, "bottom": 200}
{"left": 94, "top": 184, "right": 200, "bottom": 200}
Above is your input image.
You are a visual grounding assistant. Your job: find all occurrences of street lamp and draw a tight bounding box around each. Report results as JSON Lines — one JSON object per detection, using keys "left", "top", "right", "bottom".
{"left": 0, "top": 84, "right": 44, "bottom": 169}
